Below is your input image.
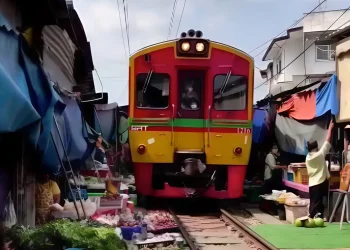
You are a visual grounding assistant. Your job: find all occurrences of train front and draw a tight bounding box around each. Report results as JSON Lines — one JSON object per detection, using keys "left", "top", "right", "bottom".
{"left": 128, "top": 30, "right": 254, "bottom": 199}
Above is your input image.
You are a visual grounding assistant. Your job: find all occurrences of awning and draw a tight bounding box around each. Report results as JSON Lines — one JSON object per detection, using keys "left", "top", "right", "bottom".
{"left": 276, "top": 75, "right": 339, "bottom": 120}
{"left": 275, "top": 113, "right": 330, "bottom": 155}
{"left": 252, "top": 109, "right": 267, "bottom": 144}
{"left": 277, "top": 90, "right": 316, "bottom": 120}
{"left": 43, "top": 95, "right": 90, "bottom": 173}
{"left": 94, "top": 103, "right": 118, "bottom": 142}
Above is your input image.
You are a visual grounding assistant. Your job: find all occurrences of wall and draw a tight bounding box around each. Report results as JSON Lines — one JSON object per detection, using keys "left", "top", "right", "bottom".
{"left": 336, "top": 36, "right": 350, "bottom": 123}
{"left": 304, "top": 32, "right": 336, "bottom": 75}
{"left": 303, "top": 10, "right": 350, "bottom": 33}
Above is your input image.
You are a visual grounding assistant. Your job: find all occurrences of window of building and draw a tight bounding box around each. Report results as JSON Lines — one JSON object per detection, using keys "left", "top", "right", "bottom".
{"left": 316, "top": 44, "right": 335, "bottom": 61}
{"left": 136, "top": 73, "right": 170, "bottom": 108}
{"left": 276, "top": 54, "right": 282, "bottom": 74}
{"left": 213, "top": 75, "right": 247, "bottom": 111}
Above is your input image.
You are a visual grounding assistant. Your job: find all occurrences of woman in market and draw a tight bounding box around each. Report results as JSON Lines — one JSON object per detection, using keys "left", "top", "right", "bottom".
{"left": 263, "top": 144, "right": 287, "bottom": 194}
{"left": 35, "top": 171, "right": 61, "bottom": 225}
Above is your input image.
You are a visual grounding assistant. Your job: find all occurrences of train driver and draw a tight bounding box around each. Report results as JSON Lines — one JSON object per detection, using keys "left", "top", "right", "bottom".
{"left": 181, "top": 82, "right": 200, "bottom": 110}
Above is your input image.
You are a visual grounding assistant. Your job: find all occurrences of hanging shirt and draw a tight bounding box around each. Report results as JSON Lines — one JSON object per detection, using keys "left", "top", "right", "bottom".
{"left": 264, "top": 153, "right": 277, "bottom": 180}
{"left": 306, "top": 141, "right": 331, "bottom": 187}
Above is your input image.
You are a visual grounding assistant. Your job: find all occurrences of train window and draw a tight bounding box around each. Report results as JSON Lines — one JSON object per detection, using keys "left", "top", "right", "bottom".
{"left": 213, "top": 75, "right": 247, "bottom": 110}
{"left": 136, "top": 73, "right": 170, "bottom": 109}
{"left": 180, "top": 79, "right": 201, "bottom": 110}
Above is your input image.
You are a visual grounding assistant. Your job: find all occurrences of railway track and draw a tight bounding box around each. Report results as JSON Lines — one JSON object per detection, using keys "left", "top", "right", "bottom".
{"left": 170, "top": 208, "right": 278, "bottom": 250}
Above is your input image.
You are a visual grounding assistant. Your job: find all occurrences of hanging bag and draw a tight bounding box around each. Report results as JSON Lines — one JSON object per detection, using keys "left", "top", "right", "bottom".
{"left": 3, "top": 193, "right": 16, "bottom": 228}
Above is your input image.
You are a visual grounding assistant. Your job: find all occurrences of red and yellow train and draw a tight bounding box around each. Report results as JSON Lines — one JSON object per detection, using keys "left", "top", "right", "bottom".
{"left": 128, "top": 29, "right": 254, "bottom": 199}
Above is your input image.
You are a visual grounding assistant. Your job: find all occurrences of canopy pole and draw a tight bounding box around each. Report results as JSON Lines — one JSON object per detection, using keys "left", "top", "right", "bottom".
{"left": 52, "top": 114, "right": 87, "bottom": 219}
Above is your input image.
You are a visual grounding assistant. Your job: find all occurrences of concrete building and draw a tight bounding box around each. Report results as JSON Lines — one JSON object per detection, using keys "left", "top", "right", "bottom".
{"left": 260, "top": 9, "right": 350, "bottom": 96}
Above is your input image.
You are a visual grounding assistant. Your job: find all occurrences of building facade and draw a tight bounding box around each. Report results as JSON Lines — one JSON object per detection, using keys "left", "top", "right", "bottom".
{"left": 260, "top": 9, "right": 350, "bottom": 96}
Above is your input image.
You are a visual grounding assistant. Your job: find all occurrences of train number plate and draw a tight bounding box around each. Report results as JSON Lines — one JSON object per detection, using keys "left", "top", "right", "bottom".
{"left": 237, "top": 128, "right": 251, "bottom": 134}
{"left": 130, "top": 126, "right": 148, "bottom": 131}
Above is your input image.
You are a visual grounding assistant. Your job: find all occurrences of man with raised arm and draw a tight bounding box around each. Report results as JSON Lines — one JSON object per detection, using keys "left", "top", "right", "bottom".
{"left": 306, "top": 120, "right": 334, "bottom": 218}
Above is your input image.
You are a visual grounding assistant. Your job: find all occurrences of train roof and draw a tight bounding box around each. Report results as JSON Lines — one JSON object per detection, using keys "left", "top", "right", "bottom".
{"left": 129, "top": 39, "right": 254, "bottom": 62}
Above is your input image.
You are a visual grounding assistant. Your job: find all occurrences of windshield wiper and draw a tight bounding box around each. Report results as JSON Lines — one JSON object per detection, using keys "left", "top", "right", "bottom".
{"left": 219, "top": 70, "right": 231, "bottom": 96}
{"left": 142, "top": 69, "right": 153, "bottom": 93}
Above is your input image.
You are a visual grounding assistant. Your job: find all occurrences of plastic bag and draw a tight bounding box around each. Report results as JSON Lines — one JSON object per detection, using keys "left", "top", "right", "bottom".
{"left": 3, "top": 194, "right": 16, "bottom": 228}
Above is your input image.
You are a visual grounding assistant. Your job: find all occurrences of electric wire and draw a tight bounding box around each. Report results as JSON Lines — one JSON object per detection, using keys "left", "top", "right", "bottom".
{"left": 175, "top": 0, "right": 187, "bottom": 38}
{"left": 167, "top": 0, "right": 178, "bottom": 39}
{"left": 116, "top": 0, "right": 128, "bottom": 60}
{"left": 254, "top": 5, "right": 350, "bottom": 90}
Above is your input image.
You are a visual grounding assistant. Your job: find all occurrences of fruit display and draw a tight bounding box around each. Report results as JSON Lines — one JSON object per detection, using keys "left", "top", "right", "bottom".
{"left": 144, "top": 210, "right": 177, "bottom": 232}
{"left": 294, "top": 215, "right": 325, "bottom": 228}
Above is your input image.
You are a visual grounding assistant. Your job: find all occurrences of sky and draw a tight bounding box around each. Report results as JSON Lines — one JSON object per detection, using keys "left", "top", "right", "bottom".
{"left": 73, "top": 0, "right": 349, "bottom": 105}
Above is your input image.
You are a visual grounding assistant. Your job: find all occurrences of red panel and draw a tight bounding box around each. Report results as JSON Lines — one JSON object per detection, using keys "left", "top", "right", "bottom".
{"left": 134, "top": 163, "right": 246, "bottom": 199}
{"left": 134, "top": 163, "right": 153, "bottom": 195}
{"left": 227, "top": 165, "right": 246, "bottom": 198}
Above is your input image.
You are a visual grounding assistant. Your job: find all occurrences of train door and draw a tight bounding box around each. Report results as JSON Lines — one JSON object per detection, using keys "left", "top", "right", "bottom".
{"left": 175, "top": 70, "right": 206, "bottom": 152}
{"left": 205, "top": 69, "right": 251, "bottom": 165}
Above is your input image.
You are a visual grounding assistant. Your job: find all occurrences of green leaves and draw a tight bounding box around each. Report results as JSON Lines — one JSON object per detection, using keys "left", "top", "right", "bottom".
{"left": 6, "top": 219, "right": 126, "bottom": 250}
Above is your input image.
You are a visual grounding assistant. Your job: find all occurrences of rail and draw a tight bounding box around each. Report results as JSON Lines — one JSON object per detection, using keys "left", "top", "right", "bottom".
{"left": 221, "top": 209, "right": 278, "bottom": 250}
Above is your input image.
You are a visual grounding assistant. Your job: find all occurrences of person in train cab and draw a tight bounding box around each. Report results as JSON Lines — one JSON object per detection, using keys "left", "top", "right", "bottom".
{"left": 181, "top": 82, "right": 199, "bottom": 110}
{"left": 306, "top": 119, "right": 334, "bottom": 219}
{"left": 94, "top": 136, "right": 107, "bottom": 165}
{"left": 263, "top": 144, "right": 287, "bottom": 194}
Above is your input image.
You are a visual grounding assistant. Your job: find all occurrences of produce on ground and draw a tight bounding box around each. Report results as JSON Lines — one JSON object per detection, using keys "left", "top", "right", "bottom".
{"left": 6, "top": 219, "right": 126, "bottom": 250}
{"left": 144, "top": 210, "right": 177, "bottom": 231}
{"left": 314, "top": 217, "right": 325, "bottom": 227}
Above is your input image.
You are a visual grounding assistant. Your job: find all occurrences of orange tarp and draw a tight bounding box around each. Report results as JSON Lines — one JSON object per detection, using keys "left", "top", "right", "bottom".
{"left": 277, "top": 90, "right": 316, "bottom": 120}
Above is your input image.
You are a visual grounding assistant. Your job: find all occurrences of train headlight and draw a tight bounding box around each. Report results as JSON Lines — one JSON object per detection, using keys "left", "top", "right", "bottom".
{"left": 181, "top": 42, "right": 190, "bottom": 52}
{"left": 234, "top": 147, "right": 242, "bottom": 155}
{"left": 137, "top": 144, "right": 146, "bottom": 154}
{"left": 196, "top": 42, "right": 205, "bottom": 52}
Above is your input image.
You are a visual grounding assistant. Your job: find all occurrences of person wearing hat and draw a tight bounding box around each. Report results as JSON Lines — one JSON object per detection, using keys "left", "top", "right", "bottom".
{"left": 264, "top": 144, "right": 287, "bottom": 194}
{"left": 306, "top": 120, "right": 334, "bottom": 218}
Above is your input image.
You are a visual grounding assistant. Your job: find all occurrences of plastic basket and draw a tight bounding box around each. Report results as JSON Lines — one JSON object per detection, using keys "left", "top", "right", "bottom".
{"left": 293, "top": 167, "right": 308, "bottom": 185}
{"left": 68, "top": 189, "right": 88, "bottom": 201}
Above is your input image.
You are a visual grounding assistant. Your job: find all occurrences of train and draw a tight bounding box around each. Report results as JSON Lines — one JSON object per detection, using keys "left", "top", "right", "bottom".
{"left": 128, "top": 29, "right": 254, "bottom": 199}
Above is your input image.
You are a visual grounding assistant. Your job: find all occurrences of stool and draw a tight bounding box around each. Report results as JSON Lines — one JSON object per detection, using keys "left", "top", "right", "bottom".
{"left": 329, "top": 189, "right": 350, "bottom": 230}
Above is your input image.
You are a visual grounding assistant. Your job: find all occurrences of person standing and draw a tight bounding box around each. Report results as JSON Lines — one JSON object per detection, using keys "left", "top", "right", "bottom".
{"left": 306, "top": 120, "right": 334, "bottom": 218}
{"left": 264, "top": 144, "right": 287, "bottom": 194}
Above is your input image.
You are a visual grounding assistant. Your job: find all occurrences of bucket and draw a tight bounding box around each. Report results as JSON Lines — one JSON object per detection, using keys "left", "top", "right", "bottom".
{"left": 121, "top": 226, "right": 142, "bottom": 241}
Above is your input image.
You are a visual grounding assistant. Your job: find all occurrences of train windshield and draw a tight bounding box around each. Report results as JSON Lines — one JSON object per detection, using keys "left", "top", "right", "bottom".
{"left": 136, "top": 73, "right": 170, "bottom": 108}
{"left": 213, "top": 75, "right": 247, "bottom": 110}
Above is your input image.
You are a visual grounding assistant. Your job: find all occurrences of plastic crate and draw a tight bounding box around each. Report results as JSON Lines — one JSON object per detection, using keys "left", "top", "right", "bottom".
{"left": 293, "top": 167, "right": 308, "bottom": 185}
{"left": 68, "top": 188, "right": 88, "bottom": 201}
{"left": 287, "top": 172, "right": 294, "bottom": 182}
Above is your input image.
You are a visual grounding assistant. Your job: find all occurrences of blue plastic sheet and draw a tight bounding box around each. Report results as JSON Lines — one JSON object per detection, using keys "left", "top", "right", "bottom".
{"left": 252, "top": 109, "right": 267, "bottom": 144}
{"left": 43, "top": 96, "right": 90, "bottom": 172}
{"left": 316, "top": 75, "right": 339, "bottom": 117}
{"left": 0, "top": 27, "right": 41, "bottom": 143}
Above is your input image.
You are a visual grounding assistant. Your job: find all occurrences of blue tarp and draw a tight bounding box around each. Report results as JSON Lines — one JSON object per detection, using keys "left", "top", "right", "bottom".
{"left": 252, "top": 109, "right": 267, "bottom": 144}
{"left": 0, "top": 26, "right": 90, "bottom": 173}
{"left": 43, "top": 96, "right": 90, "bottom": 173}
{"left": 0, "top": 27, "right": 41, "bottom": 143}
{"left": 316, "top": 74, "right": 339, "bottom": 117}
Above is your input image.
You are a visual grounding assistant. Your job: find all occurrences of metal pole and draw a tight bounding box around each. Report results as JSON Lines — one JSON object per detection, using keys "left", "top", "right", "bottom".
{"left": 50, "top": 132, "right": 81, "bottom": 220}
{"left": 94, "top": 106, "right": 103, "bottom": 137}
{"left": 52, "top": 115, "right": 86, "bottom": 219}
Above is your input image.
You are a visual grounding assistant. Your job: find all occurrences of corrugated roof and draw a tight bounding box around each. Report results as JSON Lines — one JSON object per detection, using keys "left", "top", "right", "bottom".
{"left": 42, "top": 25, "right": 77, "bottom": 90}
